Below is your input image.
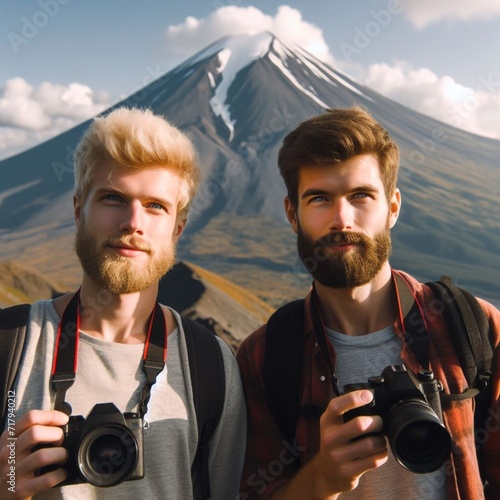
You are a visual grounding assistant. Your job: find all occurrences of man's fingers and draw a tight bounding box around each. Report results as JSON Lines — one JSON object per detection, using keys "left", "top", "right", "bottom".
{"left": 15, "top": 410, "right": 69, "bottom": 435}
{"left": 17, "top": 445, "right": 68, "bottom": 477}
{"left": 341, "top": 447, "right": 389, "bottom": 480}
{"left": 14, "top": 424, "right": 66, "bottom": 457}
{"left": 331, "top": 434, "right": 387, "bottom": 464}
{"left": 321, "top": 390, "right": 376, "bottom": 429}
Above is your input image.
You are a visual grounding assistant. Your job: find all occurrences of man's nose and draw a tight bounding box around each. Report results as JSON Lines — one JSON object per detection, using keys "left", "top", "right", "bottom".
{"left": 328, "top": 199, "right": 353, "bottom": 232}
{"left": 119, "top": 201, "right": 144, "bottom": 234}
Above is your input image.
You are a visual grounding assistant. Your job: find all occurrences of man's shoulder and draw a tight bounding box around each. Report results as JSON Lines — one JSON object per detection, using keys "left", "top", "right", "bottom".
{"left": 0, "top": 299, "right": 55, "bottom": 325}
{"left": 237, "top": 294, "right": 310, "bottom": 363}
{"left": 237, "top": 322, "right": 267, "bottom": 359}
{"left": 394, "top": 269, "right": 500, "bottom": 335}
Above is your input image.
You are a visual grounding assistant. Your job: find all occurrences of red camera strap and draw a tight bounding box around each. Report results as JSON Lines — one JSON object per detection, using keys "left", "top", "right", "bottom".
{"left": 51, "top": 289, "right": 167, "bottom": 417}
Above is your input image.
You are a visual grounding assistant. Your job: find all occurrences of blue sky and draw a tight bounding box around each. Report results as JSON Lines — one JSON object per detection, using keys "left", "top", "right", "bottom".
{"left": 1, "top": 0, "right": 499, "bottom": 160}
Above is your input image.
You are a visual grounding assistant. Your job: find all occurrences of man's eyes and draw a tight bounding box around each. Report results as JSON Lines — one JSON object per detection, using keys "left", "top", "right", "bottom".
{"left": 309, "top": 195, "right": 329, "bottom": 203}
{"left": 102, "top": 195, "right": 167, "bottom": 212}
{"left": 148, "top": 202, "right": 166, "bottom": 211}
{"left": 351, "top": 192, "right": 369, "bottom": 199}
{"left": 309, "top": 193, "right": 369, "bottom": 203}
{"left": 104, "top": 194, "right": 124, "bottom": 203}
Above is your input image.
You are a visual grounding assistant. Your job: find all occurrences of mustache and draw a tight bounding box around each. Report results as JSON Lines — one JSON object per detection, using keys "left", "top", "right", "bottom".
{"left": 105, "top": 235, "right": 152, "bottom": 253}
{"left": 316, "top": 231, "right": 367, "bottom": 247}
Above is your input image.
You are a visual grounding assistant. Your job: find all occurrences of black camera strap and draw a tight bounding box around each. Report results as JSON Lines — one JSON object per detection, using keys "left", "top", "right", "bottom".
{"left": 309, "top": 272, "right": 433, "bottom": 397}
{"left": 310, "top": 283, "right": 341, "bottom": 397}
{"left": 52, "top": 289, "right": 168, "bottom": 418}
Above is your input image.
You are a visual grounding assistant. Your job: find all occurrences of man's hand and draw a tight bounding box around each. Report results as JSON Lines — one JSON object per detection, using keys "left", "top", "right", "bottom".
{"left": 0, "top": 410, "right": 69, "bottom": 499}
{"left": 273, "top": 390, "right": 388, "bottom": 499}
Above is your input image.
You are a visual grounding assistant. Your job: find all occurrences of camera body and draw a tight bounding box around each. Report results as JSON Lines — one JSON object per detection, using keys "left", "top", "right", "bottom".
{"left": 343, "top": 364, "right": 452, "bottom": 473}
{"left": 47, "top": 402, "right": 144, "bottom": 487}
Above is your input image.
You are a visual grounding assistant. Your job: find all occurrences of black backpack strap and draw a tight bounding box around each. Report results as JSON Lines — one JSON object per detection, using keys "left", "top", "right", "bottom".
{"left": 264, "top": 300, "right": 305, "bottom": 454}
{"left": 426, "top": 277, "right": 493, "bottom": 439}
{"left": 0, "top": 304, "right": 31, "bottom": 431}
{"left": 182, "top": 317, "right": 225, "bottom": 500}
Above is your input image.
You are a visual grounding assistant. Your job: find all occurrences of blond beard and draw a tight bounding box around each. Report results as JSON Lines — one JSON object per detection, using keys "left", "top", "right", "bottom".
{"left": 75, "top": 218, "right": 176, "bottom": 294}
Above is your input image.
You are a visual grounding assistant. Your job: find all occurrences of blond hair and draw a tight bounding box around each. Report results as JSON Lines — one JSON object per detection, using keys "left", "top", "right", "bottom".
{"left": 74, "top": 107, "right": 199, "bottom": 219}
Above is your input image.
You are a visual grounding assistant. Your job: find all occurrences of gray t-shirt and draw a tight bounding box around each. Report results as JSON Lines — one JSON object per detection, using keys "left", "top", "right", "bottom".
{"left": 11, "top": 300, "right": 246, "bottom": 500}
{"left": 326, "top": 326, "right": 447, "bottom": 500}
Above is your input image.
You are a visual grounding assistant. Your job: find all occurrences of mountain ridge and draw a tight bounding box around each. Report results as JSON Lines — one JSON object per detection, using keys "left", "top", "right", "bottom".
{"left": 0, "top": 32, "right": 498, "bottom": 308}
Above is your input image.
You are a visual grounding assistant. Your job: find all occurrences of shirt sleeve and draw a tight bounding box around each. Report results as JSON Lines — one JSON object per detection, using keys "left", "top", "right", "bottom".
{"left": 478, "top": 298, "right": 500, "bottom": 497}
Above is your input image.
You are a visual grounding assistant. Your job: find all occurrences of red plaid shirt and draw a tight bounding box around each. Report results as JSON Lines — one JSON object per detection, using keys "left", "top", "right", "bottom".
{"left": 236, "top": 270, "right": 500, "bottom": 499}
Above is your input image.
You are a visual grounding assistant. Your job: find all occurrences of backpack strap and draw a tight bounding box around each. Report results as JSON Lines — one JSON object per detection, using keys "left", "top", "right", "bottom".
{"left": 182, "top": 317, "right": 225, "bottom": 500}
{"left": 0, "top": 304, "right": 31, "bottom": 431}
{"left": 263, "top": 275, "right": 495, "bottom": 476}
{"left": 425, "top": 277, "right": 493, "bottom": 437}
{"left": 0, "top": 307, "right": 225, "bottom": 499}
{"left": 264, "top": 300, "right": 306, "bottom": 462}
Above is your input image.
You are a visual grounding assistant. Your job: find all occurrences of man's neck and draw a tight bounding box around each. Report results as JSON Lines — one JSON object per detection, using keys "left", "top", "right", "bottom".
{"left": 52, "top": 280, "right": 173, "bottom": 344}
{"left": 313, "top": 263, "right": 398, "bottom": 336}
{"left": 79, "top": 282, "right": 158, "bottom": 343}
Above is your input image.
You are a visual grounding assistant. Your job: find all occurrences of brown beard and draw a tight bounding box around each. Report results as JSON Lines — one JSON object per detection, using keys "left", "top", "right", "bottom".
{"left": 297, "top": 222, "right": 392, "bottom": 289}
{"left": 75, "top": 216, "right": 176, "bottom": 294}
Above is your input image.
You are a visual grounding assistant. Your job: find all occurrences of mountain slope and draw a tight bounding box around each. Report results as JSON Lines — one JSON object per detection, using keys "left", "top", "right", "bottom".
{"left": 0, "top": 32, "right": 498, "bottom": 306}
{"left": 0, "top": 260, "right": 271, "bottom": 350}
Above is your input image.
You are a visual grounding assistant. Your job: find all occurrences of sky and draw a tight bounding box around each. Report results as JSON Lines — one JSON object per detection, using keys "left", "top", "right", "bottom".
{"left": 1, "top": 0, "right": 499, "bottom": 161}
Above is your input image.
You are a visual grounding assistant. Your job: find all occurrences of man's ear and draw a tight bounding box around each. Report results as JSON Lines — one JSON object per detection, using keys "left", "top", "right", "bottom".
{"left": 174, "top": 218, "right": 187, "bottom": 239}
{"left": 284, "top": 197, "right": 299, "bottom": 235}
{"left": 389, "top": 188, "right": 401, "bottom": 228}
{"left": 74, "top": 196, "right": 81, "bottom": 223}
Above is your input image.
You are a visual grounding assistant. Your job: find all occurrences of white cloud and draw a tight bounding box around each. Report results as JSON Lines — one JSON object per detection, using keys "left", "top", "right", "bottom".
{"left": 0, "top": 77, "right": 110, "bottom": 160}
{"left": 164, "top": 5, "right": 333, "bottom": 64}
{"left": 361, "top": 62, "right": 500, "bottom": 139}
{"left": 400, "top": 0, "right": 500, "bottom": 29}
{"left": 163, "top": 5, "right": 499, "bottom": 139}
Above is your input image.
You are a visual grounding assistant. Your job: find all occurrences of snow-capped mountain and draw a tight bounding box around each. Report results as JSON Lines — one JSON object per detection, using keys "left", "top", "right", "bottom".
{"left": 1, "top": 32, "right": 499, "bottom": 306}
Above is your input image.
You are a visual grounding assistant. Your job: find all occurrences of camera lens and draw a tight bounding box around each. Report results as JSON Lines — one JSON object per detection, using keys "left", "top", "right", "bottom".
{"left": 78, "top": 425, "right": 139, "bottom": 487}
{"left": 386, "top": 400, "right": 452, "bottom": 473}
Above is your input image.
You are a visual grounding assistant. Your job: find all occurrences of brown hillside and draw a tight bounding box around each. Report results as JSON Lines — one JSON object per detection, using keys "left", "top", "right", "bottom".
{"left": 0, "top": 261, "right": 61, "bottom": 307}
{"left": 0, "top": 260, "right": 273, "bottom": 351}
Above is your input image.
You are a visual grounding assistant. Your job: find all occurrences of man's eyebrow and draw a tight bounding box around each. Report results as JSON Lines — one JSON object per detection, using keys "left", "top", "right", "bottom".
{"left": 94, "top": 186, "right": 122, "bottom": 196}
{"left": 351, "top": 185, "right": 380, "bottom": 194}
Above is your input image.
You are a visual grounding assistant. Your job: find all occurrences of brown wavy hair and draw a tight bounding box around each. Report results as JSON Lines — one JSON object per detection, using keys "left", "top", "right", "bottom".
{"left": 278, "top": 106, "right": 399, "bottom": 205}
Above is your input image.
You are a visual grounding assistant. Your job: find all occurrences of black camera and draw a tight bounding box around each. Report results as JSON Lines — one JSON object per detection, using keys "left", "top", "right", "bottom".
{"left": 343, "top": 364, "right": 452, "bottom": 474}
{"left": 40, "top": 403, "right": 144, "bottom": 487}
